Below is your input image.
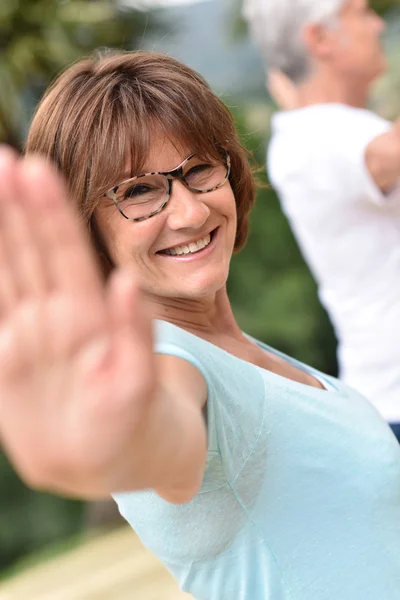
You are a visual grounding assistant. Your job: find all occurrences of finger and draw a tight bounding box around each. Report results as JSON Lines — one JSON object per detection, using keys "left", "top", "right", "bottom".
{"left": 107, "top": 269, "right": 154, "bottom": 393}
{"left": 18, "top": 157, "right": 104, "bottom": 299}
{"left": 0, "top": 147, "right": 44, "bottom": 314}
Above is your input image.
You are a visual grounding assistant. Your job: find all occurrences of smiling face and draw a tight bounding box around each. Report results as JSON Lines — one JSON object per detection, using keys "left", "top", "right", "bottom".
{"left": 94, "top": 134, "right": 238, "bottom": 302}
{"left": 25, "top": 52, "right": 256, "bottom": 303}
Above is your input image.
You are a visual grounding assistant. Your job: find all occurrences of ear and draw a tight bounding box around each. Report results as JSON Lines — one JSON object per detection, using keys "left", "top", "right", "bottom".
{"left": 302, "top": 23, "right": 335, "bottom": 60}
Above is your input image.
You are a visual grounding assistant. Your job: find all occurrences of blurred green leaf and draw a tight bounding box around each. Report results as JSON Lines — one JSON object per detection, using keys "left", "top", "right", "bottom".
{"left": 228, "top": 104, "right": 337, "bottom": 374}
{"left": 0, "top": 0, "right": 164, "bottom": 148}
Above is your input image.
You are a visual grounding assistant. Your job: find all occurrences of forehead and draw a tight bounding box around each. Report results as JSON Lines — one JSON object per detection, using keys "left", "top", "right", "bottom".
{"left": 119, "top": 134, "right": 190, "bottom": 182}
{"left": 122, "top": 128, "right": 219, "bottom": 181}
{"left": 141, "top": 134, "right": 190, "bottom": 173}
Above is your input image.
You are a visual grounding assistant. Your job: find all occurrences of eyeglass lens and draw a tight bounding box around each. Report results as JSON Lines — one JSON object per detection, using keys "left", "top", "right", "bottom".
{"left": 114, "top": 155, "right": 228, "bottom": 220}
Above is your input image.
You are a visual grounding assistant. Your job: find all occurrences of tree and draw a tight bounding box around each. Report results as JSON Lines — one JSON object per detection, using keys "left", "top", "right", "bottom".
{"left": 0, "top": 0, "right": 163, "bottom": 148}
{"left": 371, "top": 0, "right": 400, "bottom": 13}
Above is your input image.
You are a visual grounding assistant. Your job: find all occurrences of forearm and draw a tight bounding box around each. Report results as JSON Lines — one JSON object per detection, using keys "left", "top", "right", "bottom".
{"left": 365, "top": 148, "right": 398, "bottom": 192}
{"left": 365, "top": 128, "right": 400, "bottom": 194}
{"left": 48, "top": 387, "right": 207, "bottom": 502}
{"left": 124, "top": 388, "right": 208, "bottom": 503}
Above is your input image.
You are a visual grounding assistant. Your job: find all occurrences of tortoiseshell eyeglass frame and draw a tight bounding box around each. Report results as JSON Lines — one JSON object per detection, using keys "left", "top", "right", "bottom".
{"left": 103, "top": 151, "right": 231, "bottom": 222}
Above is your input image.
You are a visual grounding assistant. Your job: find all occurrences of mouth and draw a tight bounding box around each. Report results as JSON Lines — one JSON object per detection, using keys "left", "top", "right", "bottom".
{"left": 157, "top": 228, "right": 218, "bottom": 259}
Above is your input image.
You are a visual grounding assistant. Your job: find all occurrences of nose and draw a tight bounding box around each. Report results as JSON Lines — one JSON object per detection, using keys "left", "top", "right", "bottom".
{"left": 165, "top": 179, "right": 211, "bottom": 231}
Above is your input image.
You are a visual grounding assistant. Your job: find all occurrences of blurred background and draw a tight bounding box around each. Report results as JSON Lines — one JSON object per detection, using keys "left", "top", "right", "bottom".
{"left": 1, "top": 0, "right": 400, "bottom": 596}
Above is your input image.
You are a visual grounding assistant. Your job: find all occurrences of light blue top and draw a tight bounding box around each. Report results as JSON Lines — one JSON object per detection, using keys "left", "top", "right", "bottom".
{"left": 113, "top": 320, "right": 400, "bottom": 600}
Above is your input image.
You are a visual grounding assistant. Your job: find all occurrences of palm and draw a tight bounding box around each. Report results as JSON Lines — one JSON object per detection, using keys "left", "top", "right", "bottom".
{"left": 0, "top": 152, "right": 154, "bottom": 496}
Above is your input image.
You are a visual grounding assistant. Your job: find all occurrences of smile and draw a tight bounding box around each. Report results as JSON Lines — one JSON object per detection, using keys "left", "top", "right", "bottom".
{"left": 158, "top": 229, "right": 217, "bottom": 257}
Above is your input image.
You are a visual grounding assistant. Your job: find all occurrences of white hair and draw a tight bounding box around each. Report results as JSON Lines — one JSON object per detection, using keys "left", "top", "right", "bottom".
{"left": 242, "top": 0, "right": 347, "bottom": 83}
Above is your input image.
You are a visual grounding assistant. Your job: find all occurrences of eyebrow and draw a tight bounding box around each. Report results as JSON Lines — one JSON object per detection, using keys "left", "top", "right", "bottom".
{"left": 121, "top": 153, "right": 198, "bottom": 181}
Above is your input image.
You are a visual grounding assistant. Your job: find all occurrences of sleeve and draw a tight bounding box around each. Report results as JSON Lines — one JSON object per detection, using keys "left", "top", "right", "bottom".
{"left": 269, "top": 108, "right": 396, "bottom": 208}
{"left": 152, "top": 319, "right": 267, "bottom": 487}
{"left": 113, "top": 322, "right": 268, "bottom": 567}
{"left": 152, "top": 319, "right": 220, "bottom": 462}
{"left": 333, "top": 112, "right": 396, "bottom": 206}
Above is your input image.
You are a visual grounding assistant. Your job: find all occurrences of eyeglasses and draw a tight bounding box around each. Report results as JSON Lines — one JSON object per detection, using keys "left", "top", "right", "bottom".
{"left": 104, "top": 152, "right": 231, "bottom": 222}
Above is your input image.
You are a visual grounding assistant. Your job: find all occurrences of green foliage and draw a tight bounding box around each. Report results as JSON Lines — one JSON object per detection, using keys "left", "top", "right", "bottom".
{"left": 0, "top": 0, "right": 162, "bottom": 147}
{"left": 371, "top": 0, "right": 400, "bottom": 14}
{"left": 0, "top": 452, "right": 83, "bottom": 573}
{"left": 228, "top": 106, "right": 337, "bottom": 374}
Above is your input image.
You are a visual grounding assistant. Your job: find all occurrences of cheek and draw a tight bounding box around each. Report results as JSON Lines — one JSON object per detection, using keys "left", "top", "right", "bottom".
{"left": 93, "top": 210, "right": 127, "bottom": 266}
{"left": 98, "top": 215, "right": 166, "bottom": 269}
{"left": 224, "top": 186, "right": 238, "bottom": 217}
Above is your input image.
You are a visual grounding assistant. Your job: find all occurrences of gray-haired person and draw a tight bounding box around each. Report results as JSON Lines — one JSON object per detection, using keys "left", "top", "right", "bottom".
{"left": 244, "top": 0, "right": 400, "bottom": 439}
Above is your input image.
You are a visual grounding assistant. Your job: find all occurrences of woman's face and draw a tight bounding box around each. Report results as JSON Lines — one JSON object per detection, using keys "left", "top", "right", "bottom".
{"left": 94, "top": 134, "right": 237, "bottom": 301}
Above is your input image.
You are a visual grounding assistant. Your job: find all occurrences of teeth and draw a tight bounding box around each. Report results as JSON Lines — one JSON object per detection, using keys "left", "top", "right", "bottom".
{"left": 164, "top": 234, "right": 211, "bottom": 256}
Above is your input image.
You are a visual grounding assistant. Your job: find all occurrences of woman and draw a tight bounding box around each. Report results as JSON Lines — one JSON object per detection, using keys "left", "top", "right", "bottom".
{"left": 1, "top": 51, "right": 400, "bottom": 600}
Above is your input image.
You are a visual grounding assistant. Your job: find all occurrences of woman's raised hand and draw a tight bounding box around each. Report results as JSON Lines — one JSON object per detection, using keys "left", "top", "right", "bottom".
{"left": 0, "top": 148, "right": 155, "bottom": 497}
{"left": 267, "top": 70, "right": 299, "bottom": 111}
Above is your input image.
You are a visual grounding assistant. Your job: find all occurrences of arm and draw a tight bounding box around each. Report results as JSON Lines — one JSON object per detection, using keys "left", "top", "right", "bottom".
{"left": 365, "top": 118, "right": 400, "bottom": 194}
{"left": 267, "top": 69, "right": 299, "bottom": 111}
{"left": 267, "top": 69, "right": 400, "bottom": 198}
{"left": 136, "top": 354, "right": 208, "bottom": 504}
{"left": 0, "top": 148, "right": 207, "bottom": 504}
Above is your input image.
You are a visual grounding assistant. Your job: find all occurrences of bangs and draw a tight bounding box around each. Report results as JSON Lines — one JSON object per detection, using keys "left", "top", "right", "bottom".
{"left": 86, "top": 70, "right": 235, "bottom": 212}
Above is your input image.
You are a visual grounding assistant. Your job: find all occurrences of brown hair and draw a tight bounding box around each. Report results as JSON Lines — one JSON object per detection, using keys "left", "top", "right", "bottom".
{"left": 25, "top": 50, "right": 256, "bottom": 274}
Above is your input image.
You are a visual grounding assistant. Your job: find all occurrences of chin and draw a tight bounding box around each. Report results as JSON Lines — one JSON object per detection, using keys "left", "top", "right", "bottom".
{"left": 168, "top": 274, "right": 228, "bottom": 300}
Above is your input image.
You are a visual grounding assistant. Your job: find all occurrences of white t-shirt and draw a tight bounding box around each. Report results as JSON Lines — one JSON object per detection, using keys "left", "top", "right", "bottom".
{"left": 268, "top": 103, "right": 400, "bottom": 422}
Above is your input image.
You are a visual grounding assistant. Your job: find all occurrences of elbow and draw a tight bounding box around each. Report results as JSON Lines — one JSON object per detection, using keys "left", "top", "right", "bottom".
{"left": 156, "top": 482, "right": 202, "bottom": 505}
{"left": 155, "top": 467, "right": 205, "bottom": 505}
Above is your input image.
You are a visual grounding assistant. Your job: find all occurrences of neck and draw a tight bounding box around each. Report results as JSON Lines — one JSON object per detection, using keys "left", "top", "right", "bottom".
{"left": 146, "top": 286, "right": 244, "bottom": 340}
{"left": 297, "top": 71, "right": 371, "bottom": 109}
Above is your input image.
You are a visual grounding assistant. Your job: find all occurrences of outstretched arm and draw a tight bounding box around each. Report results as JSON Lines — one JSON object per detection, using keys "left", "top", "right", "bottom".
{"left": 0, "top": 147, "right": 207, "bottom": 503}
{"left": 267, "top": 70, "right": 400, "bottom": 197}
{"left": 365, "top": 118, "right": 400, "bottom": 194}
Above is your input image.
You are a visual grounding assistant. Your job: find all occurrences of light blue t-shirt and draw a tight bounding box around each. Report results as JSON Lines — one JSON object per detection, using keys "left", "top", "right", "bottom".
{"left": 113, "top": 320, "right": 400, "bottom": 600}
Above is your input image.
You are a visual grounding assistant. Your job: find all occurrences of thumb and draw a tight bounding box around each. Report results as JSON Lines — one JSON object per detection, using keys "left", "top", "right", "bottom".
{"left": 107, "top": 268, "right": 143, "bottom": 330}
{"left": 107, "top": 269, "right": 154, "bottom": 374}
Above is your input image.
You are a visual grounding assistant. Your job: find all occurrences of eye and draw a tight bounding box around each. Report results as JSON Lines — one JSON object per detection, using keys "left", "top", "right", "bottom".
{"left": 123, "top": 184, "right": 155, "bottom": 200}
{"left": 186, "top": 163, "right": 213, "bottom": 177}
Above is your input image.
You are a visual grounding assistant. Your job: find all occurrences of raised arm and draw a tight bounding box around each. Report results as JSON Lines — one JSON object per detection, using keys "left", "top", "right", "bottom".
{"left": 267, "top": 69, "right": 400, "bottom": 197}
{"left": 365, "top": 118, "right": 400, "bottom": 194}
{"left": 267, "top": 69, "right": 300, "bottom": 111}
{"left": 0, "top": 148, "right": 207, "bottom": 504}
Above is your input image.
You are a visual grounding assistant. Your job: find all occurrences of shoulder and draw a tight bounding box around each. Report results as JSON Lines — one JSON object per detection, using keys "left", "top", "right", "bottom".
{"left": 153, "top": 320, "right": 209, "bottom": 411}
{"left": 271, "top": 105, "right": 390, "bottom": 144}
{"left": 154, "top": 321, "right": 268, "bottom": 471}
{"left": 269, "top": 105, "right": 391, "bottom": 184}
{"left": 153, "top": 320, "right": 216, "bottom": 388}
{"left": 153, "top": 320, "right": 266, "bottom": 407}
